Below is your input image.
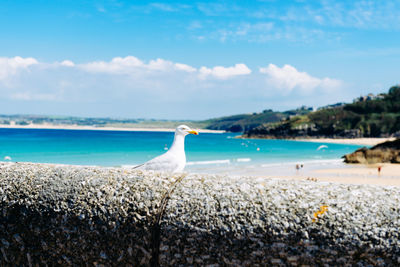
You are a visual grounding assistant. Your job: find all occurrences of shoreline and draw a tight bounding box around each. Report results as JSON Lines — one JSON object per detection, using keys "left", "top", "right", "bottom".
{"left": 0, "top": 124, "right": 225, "bottom": 133}
{"left": 294, "top": 137, "right": 396, "bottom": 146}
{"left": 258, "top": 163, "right": 400, "bottom": 187}
{"left": 189, "top": 161, "right": 400, "bottom": 187}
{"left": 240, "top": 135, "right": 395, "bottom": 146}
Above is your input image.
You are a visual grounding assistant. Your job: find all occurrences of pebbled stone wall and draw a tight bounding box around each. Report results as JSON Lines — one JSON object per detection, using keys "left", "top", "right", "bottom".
{"left": 1, "top": 163, "right": 400, "bottom": 266}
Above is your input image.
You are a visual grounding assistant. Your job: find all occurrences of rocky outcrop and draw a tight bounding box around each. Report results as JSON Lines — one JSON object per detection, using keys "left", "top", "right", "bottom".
{"left": 1, "top": 163, "right": 400, "bottom": 266}
{"left": 243, "top": 122, "right": 319, "bottom": 139}
{"left": 343, "top": 138, "right": 400, "bottom": 163}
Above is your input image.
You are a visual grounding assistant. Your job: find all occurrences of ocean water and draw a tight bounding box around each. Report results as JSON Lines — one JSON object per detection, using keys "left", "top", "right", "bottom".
{"left": 0, "top": 128, "right": 362, "bottom": 175}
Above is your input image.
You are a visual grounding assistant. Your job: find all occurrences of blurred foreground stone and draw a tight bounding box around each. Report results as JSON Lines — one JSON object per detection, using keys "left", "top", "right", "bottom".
{"left": 1, "top": 162, "right": 400, "bottom": 266}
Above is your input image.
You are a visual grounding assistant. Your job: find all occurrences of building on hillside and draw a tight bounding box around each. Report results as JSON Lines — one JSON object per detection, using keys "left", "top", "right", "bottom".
{"left": 317, "top": 102, "right": 346, "bottom": 110}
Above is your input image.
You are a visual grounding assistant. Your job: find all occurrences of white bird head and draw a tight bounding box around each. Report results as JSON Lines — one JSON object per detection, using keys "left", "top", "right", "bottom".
{"left": 175, "top": 125, "right": 199, "bottom": 136}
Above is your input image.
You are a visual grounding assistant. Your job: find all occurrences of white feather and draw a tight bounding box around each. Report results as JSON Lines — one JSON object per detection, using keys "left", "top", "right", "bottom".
{"left": 134, "top": 125, "right": 198, "bottom": 173}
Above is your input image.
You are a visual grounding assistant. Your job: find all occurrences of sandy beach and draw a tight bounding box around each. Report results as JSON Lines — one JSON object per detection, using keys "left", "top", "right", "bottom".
{"left": 306, "top": 163, "right": 400, "bottom": 186}
{"left": 295, "top": 137, "right": 396, "bottom": 146}
{"left": 292, "top": 139, "right": 400, "bottom": 186}
{"left": 269, "top": 163, "right": 400, "bottom": 187}
{"left": 196, "top": 161, "right": 400, "bottom": 187}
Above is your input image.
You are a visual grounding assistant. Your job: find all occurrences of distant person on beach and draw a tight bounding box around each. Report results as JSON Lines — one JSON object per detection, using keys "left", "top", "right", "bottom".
{"left": 296, "top": 164, "right": 304, "bottom": 170}
{"left": 378, "top": 166, "right": 382, "bottom": 175}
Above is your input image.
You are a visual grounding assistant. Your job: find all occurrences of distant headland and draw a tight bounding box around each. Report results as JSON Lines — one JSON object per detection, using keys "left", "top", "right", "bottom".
{"left": 1, "top": 85, "right": 399, "bottom": 140}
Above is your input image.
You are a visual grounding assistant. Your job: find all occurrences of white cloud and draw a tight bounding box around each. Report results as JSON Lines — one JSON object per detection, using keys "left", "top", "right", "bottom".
{"left": 147, "top": 58, "right": 171, "bottom": 71}
{"left": 305, "top": 1, "right": 400, "bottom": 30}
{"left": 80, "top": 56, "right": 144, "bottom": 74}
{"left": 79, "top": 56, "right": 253, "bottom": 81}
{"left": 174, "top": 63, "right": 196, "bottom": 72}
{"left": 150, "top": 3, "right": 176, "bottom": 12}
{"left": 200, "top": 21, "right": 338, "bottom": 44}
{"left": 79, "top": 56, "right": 197, "bottom": 74}
{"left": 260, "top": 64, "right": 341, "bottom": 93}
{"left": 0, "top": 56, "right": 38, "bottom": 80}
{"left": 0, "top": 55, "right": 348, "bottom": 119}
{"left": 60, "top": 60, "right": 75, "bottom": 67}
{"left": 186, "top": 1, "right": 400, "bottom": 44}
{"left": 10, "top": 92, "right": 58, "bottom": 101}
{"left": 199, "top": 63, "right": 251, "bottom": 79}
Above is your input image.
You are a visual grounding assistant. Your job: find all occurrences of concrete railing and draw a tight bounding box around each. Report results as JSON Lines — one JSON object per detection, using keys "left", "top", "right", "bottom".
{"left": 1, "top": 163, "right": 399, "bottom": 266}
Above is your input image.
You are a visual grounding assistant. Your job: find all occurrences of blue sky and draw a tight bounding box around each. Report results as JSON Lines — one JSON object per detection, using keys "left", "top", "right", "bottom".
{"left": 0, "top": 0, "right": 399, "bottom": 119}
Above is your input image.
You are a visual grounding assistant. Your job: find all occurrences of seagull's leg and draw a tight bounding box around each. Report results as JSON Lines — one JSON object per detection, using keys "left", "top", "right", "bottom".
{"left": 150, "top": 173, "right": 187, "bottom": 266}
{"left": 132, "top": 163, "right": 144, "bottom": 169}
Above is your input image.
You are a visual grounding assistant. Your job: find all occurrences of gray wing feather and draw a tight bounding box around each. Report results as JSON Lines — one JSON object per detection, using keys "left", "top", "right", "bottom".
{"left": 135, "top": 153, "right": 179, "bottom": 172}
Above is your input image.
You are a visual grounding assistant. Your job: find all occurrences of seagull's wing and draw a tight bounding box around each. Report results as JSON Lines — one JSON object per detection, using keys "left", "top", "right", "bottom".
{"left": 136, "top": 153, "right": 180, "bottom": 172}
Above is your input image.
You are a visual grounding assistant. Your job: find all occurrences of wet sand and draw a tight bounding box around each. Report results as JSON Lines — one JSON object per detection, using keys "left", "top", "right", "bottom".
{"left": 264, "top": 163, "right": 400, "bottom": 187}
{"left": 192, "top": 161, "right": 400, "bottom": 187}
{"left": 295, "top": 137, "right": 396, "bottom": 146}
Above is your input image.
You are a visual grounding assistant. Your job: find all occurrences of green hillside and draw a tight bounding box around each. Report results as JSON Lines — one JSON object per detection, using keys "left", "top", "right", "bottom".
{"left": 244, "top": 85, "right": 400, "bottom": 138}
{"left": 2, "top": 85, "right": 398, "bottom": 136}
{"left": 203, "top": 107, "right": 312, "bottom": 132}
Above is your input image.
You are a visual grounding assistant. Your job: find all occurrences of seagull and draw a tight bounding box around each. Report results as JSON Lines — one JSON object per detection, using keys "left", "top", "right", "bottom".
{"left": 133, "top": 125, "right": 198, "bottom": 173}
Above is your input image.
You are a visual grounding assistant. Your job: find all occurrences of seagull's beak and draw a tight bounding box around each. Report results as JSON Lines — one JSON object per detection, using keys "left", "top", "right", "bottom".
{"left": 188, "top": 130, "right": 199, "bottom": 135}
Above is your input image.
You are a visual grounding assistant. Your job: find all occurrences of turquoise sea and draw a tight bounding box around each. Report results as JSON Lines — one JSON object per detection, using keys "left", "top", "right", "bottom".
{"left": 0, "top": 128, "right": 362, "bottom": 176}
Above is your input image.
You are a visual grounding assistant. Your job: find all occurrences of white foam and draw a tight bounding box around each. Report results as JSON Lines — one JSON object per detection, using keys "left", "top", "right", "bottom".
{"left": 236, "top": 158, "right": 251, "bottom": 162}
{"left": 186, "top": 159, "right": 231, "bottom": 166}
{"left": 121, "top": 165, "right": 139, "bottom": 169}
{"left": 260, "top": 159, "right": 342, "bottom": 168}
{"left": 317, "top": 145, "right": 328, "bottom": 150}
